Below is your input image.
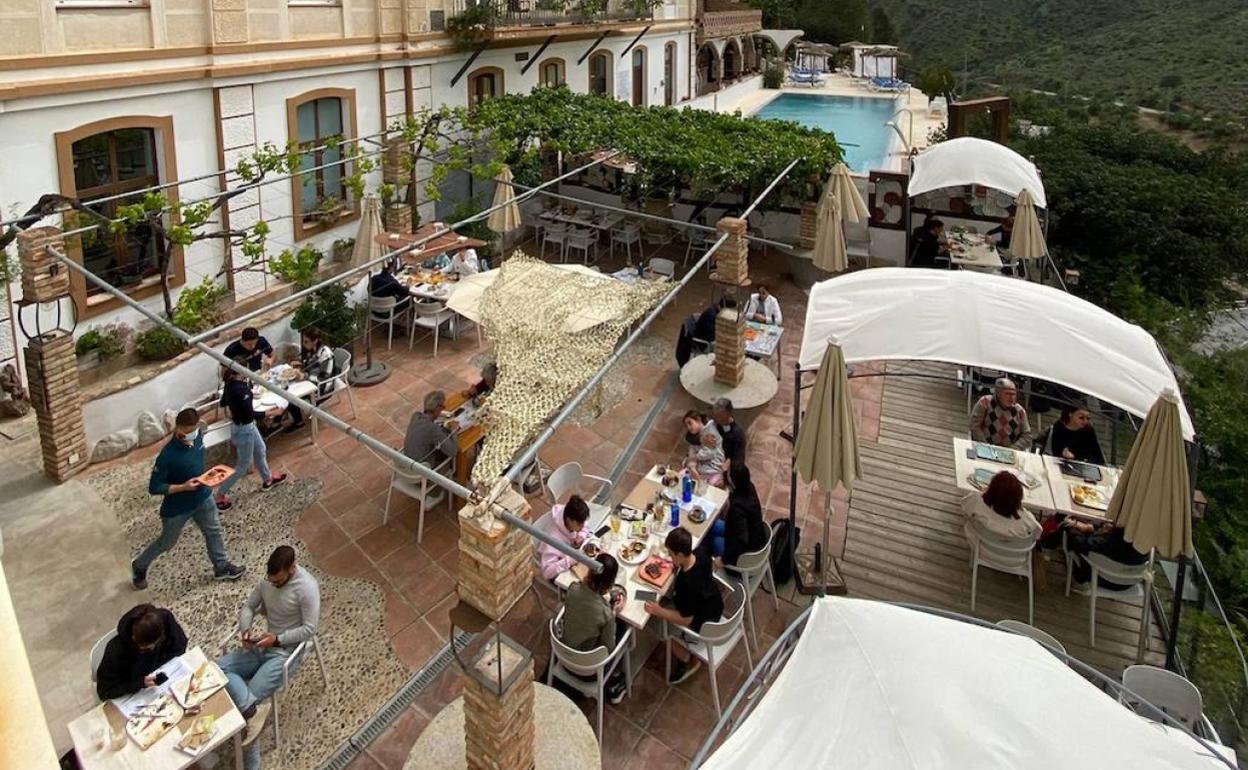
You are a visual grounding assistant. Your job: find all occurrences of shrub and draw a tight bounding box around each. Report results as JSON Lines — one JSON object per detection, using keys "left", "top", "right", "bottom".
{"left": 291, "top": 283, "right": 364, "bottom": 349}
{"left": 270, "top": 246, "right": 324, "bottom": 288}
{"left": 763, "top": 64, "right": 784, "bottom": 90}
{"left": 134, "top": 325, "right": 185, "bottom": 361}
{"left": 171, "top": 278, "right": 229, "bottom": 333}
{"left": 75, "top": 322, "right": 132, "bottom": 361}
{"left": 74, "top": 329, "right": 102, "bottom": 358}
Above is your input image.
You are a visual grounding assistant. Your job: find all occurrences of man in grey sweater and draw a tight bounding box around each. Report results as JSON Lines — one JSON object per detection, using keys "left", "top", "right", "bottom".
{"left": 217, "top": 545, "right": 320, "bottom": 768}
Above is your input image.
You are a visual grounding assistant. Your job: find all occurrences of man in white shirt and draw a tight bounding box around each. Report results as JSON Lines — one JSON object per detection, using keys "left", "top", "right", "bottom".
{"left": 744, "top": 285, "right": 782, "bottom": 325}
{"left": 443, "top": 247, "right": 481, "bottom": 278}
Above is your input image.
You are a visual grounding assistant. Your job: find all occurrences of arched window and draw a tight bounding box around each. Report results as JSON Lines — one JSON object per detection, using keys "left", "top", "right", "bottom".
{"left": 54, "top": 115, "right": 182, "bottom": 314}
{"left": 538, "top": 58, "right": 566, "bottom": 88}
{"left": 468, "top": 67, "right": 505, "bottom": 109}
{"left": 588, "top": 51, "right": 613, "bottom": 97}
{"left": 287, "top": 88, "right": 358, "bottom": 240}
{"left": 631, "top": 47, "right": 647, "bottom": 106}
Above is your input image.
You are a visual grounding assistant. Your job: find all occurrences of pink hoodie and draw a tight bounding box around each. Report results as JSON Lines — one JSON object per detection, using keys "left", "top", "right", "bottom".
{"left": 539, "top": 503, "right": 586, "bottom": 580}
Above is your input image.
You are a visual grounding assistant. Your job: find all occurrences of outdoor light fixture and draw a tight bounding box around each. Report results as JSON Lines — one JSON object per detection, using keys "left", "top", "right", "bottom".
{"left": 448, "top": 600, "right": 532, "bottom": 697}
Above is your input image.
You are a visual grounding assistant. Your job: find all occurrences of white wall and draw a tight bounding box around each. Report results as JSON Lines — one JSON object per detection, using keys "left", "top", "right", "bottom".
{"left": 684, "top": 74, "right": 763, "bottom": 113}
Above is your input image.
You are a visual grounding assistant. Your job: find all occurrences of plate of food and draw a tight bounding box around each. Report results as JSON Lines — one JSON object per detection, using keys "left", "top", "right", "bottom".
{"left": 617, "top": 539, "right": 649, "bottom": 565}
{"left": 126, "top": 694, "right": 184, "bottom": 750}
{"left": 581, "top": 538, "right": 602, "bottom": 558}
{"left": 175, "top": 715, "right": 218, "bottom": 757}
{"left": 195, "top": 465, "right": 234, "bottom": 488}
{"left": 660, "top": 471, "right": 679, "bottom": 488}
{"left": 687, "top": 505, "right": 707, "bottom": 524}
{"left": 609, "top": 585, "right": 626, "bottom": 609}
{"left": 172, "top": 660, "right": 227, "bottom": 709}
{"left": 1070, "top": 484, "right": 1110, "bottom": 511}
{"left": 744, "top": 329, "right": 759, "bottom": 341}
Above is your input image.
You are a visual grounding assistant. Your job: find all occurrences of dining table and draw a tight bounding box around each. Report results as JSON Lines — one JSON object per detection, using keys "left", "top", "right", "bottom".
{"left": 443, "top": 390, "right": 485, "bottom": 497}
{"left": 253, "top": 366, "right": 319, "bottom": 413}
{"left": 67, "top": 647, "right": 244, "bottom": 770}
{"left": 1040, "top": 454, "right": 1122, "bottom": 522}
{"left": 373, "top": 222, "right": 487, "bottom": 264}
{"left": 948, "top": 232, "right": 1003, "bottom": 272}
{"left": 744, "top": 321, "right": 784, "bottom": 374}
{"left": 951, "top": 437, "right": 1056, "bottom": 512}
{"left": 539, "top": 208, "right": 624, "bottom": 233}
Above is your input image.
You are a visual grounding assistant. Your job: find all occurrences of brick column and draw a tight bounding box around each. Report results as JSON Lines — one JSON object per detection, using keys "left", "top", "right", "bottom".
{"left": 18, "top": 228, "right": 70, "bottom": 302}
{"left": 463, "top": 648, "right": 535, "bottom": 770}
{"left": 712, "top": 216, "right": 750, "bottom": 286}
{"left": 458, "top": 484, "right": 534, "bottom": 619}
{"left": 799, "top": 202, "right": 818, "bottom": 250}
{"left": 713, "top": 305, "right": 746, "bottom": 386}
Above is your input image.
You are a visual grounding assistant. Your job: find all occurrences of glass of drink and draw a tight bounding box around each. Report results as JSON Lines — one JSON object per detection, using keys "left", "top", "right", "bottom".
{"left": 609, "top": 513, "right": 621, "bottom": 544}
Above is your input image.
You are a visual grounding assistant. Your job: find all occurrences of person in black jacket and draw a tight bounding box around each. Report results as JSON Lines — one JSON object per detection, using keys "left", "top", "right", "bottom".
{"left": 96, "top": 604, "right": 188, "bottom": 700}
{"left": 715, "top": 462, "right": 770, "bottom": 567}
{"left": 1045, "top": 402, "right": 1106, "bottom": 466}
{"left": 369, "top": 262, "right": 410, "bottom": 313}
{"left": 215, "top": 363, "right": 287, "bottom": 511}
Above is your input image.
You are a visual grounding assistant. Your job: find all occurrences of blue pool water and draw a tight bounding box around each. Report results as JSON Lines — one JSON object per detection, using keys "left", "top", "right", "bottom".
{"left": 753, "top": 93, "right": 899, "bottom": 173}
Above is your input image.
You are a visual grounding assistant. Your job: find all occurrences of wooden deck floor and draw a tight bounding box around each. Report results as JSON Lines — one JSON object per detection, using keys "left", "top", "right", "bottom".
{"left": 840, "top": 362, "right": 1166, "bottom": 675}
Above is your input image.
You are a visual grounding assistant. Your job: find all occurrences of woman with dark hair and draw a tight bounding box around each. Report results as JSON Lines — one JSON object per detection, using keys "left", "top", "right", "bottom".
{"left": 717, "top": 462, "right": 770, "bottom": 566}
{"left": 287, "top": 327, "right": 337, "bottom": 429}
{"left": 538, "top": 495, "right": 590, "bottom": 579}
{"left": 1046, "top": 402, "right": 1105, "bottom": 465}
{"left": 559, "top": 553, "right": 627, "bottom": 703}
{"left": 960, "top": 471, "right": 1040, "bottom": 540}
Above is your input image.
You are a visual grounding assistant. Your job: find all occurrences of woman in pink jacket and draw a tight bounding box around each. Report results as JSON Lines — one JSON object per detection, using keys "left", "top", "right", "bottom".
{"left": 539, "top": 495, "right": 590, "bottom": 580}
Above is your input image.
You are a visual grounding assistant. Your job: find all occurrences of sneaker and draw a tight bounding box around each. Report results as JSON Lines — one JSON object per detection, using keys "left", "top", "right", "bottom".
{"left": 1069, "top": 580, "right": 1091, "bottom": 596}
{"left": 668, "top": 658, "right": 701, "bottom": 685}
{"left": 262, "top": 472, "right": 288, "bottom": 491}
{"left": 242, "top": 701, "right": 270, "bottom": 746}
{"left": 131, "top": 562, "right": 148, "bottom": 591}
{"left": 214, "top": 563, "right": 247, "bottom": 581}
{"left": 215, "top": 495, "right": 233, "bottom": 512}
{"left": 607, "top": 681, "right": 627, "bottom": 705}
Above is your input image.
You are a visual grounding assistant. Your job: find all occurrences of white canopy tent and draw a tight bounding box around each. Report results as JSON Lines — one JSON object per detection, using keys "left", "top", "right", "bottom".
{"left": 909, "top": 137, "right": 1048, "bottom": 208}
{"left": 797, "top": 269, "right": 1195, "bottom": 439}
{"left": 698, "top": 598, "right": 1230, "bottom": 770}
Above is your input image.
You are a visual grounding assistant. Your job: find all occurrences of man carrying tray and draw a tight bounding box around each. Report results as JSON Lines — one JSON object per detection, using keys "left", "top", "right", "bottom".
{"left": 131, "top": 407, "right": 247, "bottom": 590}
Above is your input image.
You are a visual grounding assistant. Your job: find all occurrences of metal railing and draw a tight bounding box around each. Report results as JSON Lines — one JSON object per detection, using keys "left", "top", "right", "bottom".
{"left": 447, "top": 0, "right": 653, "bottom": 29}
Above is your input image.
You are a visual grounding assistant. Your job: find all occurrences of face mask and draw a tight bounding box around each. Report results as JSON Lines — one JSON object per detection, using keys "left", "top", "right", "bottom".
{"left": 180, "top": 428, "right": 199, "bottom": 445}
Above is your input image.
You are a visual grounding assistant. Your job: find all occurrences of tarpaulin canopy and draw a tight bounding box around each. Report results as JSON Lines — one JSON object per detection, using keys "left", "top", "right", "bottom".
{"left": 698, "top": 598, "right": 1228, "bottom": 770}
{"left": 909, "top": 137, "right": 1048, "bottom": 208}
{"left": 797, "top": 269, "right": 1194, "bottom": 439}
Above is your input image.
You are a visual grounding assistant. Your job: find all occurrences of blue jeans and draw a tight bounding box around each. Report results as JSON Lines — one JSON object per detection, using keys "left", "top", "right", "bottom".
{"left": 710, "top": 519, "right": 726, "bottom": 557}
{"left": 218, "top": 421, "right": 271, "bottom": 496}
{"left": 133, "top": 497, "right": 229, "bottom": 573}
{"left": 219, "top": 646, "right": 293, "bottom": 712}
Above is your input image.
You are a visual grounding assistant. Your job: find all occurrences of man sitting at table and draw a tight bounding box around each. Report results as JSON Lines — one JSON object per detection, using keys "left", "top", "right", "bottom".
{"left": 744, "top": 284, "right": 782, "bottom": 325}
{"left": 369, "top": 262, "right": 410, "bottom": 313}
{"left": 223, "top": 326, "right": 274, "bottom": 372}
{"left": 712, "top": 398, "right": 747, "bottom": 471}
{"left": 970, "top": 378, "right": 1033, "bottom": 449}
{"left": 643, "top": 526, "right": 723, "bottom": 685}
{"left": 443, "top": 247, "right": 481, "bottom": 278}
{"left": 218, "top": 545, "right": 319, "bottom": 764}
{"left": 466, "top": 361, "right": 498, "bottom": 400}
{"left": 403, "top": 390, "right": 458, "bottom": 466}
{"left": 95, "top": 603, "right": 188, "bottom": 700}
{"left": 910, "top": 218, "right": 949, "bottom": 268}
{"left": 1064, "top": 521, "right": 1149, "bottom": 590}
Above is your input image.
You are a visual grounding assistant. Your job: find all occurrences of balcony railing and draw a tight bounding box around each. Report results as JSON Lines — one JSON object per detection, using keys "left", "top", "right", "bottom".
{"left": 447, "top": 0, "right": 654, "bottom": 30}
{"left": 698, "top": 8, "right": 762, "bottom": 39}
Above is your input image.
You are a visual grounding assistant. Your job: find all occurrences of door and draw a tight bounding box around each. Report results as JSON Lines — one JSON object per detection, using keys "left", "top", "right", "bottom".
{"left": 664, "top": 43, "right": 676, "bottom": 105}
{"left": 632, "top": 48, "right": 646, "bottom": 106}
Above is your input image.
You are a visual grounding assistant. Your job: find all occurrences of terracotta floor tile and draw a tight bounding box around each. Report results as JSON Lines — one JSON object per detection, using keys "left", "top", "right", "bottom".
{"left": 645, "top": 686, "right": 717, "bottom": 760}
{"left": 422, "top": 591, "right": 457, "bottom": 642}
{"left": 292, "top": 504, "right": 351, "bottom": 561}
{"left": 322, "top": 482, "right": 368, "bottom": 517}
{"left": 395, "top": 561, "right": 455, "bottom": 616}
{"left": 336, "top": 499, "right": 385, "bottom": 539}
{"left": 383, "top": 588, "right": 419, "bottom": 639}
{"left": 608, "top": 668, "right": 668, "bottom": 730}
{"left": 320, "top": 542, "right": 379, "bottom": 582}
{"left": 627, "top": 735, "right": 689, "bottom": 770}
{"left": 416, "top": 515, "right": 459, "bottom": 560}
{"left": 343, "top": 751, "right": 387, "bottom": 770}
{"left": 593, "top": 708, "right": 645, "bottom": 770}
{"left": 412, "top": 664, "right": 463, "bottom": 715}
{"left": 356, "top": 523, "right": 410, "bottom": 562}
{"left": 390, "top": 618, "right": 447, "bottom": 672}
{"left": 375, "top": 542, "right": 434, "bottom": 588}
{"left": 365, "top": 704, "right": 432, "bottom": 770}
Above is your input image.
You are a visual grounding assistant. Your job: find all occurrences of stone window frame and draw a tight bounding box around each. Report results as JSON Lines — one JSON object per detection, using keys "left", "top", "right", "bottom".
{"left": 286, "top": 87, "right": 361, "bottom": 242}
{"left": 588, "top": 50, "right": 613, "bottom": 97}
{"left": 538, "top": 58, "right": 566, "bottom": 88}
{"left": 54, "top": 115, "right": 184, "bottom": 319}
{"left": 467, "top": 66, "right": 505, "bottom": 110}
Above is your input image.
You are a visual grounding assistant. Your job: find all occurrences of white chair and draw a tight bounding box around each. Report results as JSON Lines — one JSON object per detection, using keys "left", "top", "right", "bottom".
{"left": 186, "top": 390, "right": 232, "bottom": 450}
{"left": 368, "top": 295, "right": 410, "bottom": 350}
{"left": 547, "top": 608, "right": 633, "bottom": 746}
{"left": 544, "top": 461, "right": 614, "bottom": 532}
{"left": 995, "top": 618, "right": 1066, "bottom": 656}
{"left": 664, "top": 576, "right": 753, "bottom": 716}
{"left": 964, "top": 520, "right": 1036, "bottom": 625}
{"left": 541, "top": 223, "right": 569, "bottom": 261}
{"left": 1120, "top": 664, "right": 1204, "bottom": 732}
{"left": 565, "top": 228, "right": 595, "bottom": 265}
{"left": 383, "top": 454, "right": 453, "bottom": 542}
{"left": 310, "top": 348, "right": 358, "bottom": 441}
{"left": 649, "top": 257, "right": 676, "bottom": 279}
{"left": 90, "top": 629, "right": 118, "bottom": 686}
{"left": 720, "top": 531, "right": 778, "bottom": 654}
{"left": 683, "top": 228, "right": 710, "bottom": 266}
{"left": 1066, "top": 547, "right": 1155, "bottom": 660}
{"left": 218, "top": 630, "right": 329, "bottom": 752}
{"left": 610, "top": 223, "right": 641, "bottom": 262}
{"left": 409, "top": 300, "right": 457, "bottom": 356}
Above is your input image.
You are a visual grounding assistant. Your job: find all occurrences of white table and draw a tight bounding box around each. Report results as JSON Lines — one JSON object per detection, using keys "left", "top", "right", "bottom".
{"left": 254, "top": 377, "right": 317, "bottom": 413}
{"left": 744, "top": 321, "right": 784, "bottom": 374}
{"left": 68, "top": 647, "right": 244, "bottom": 770}
{"left": 1041, "top": 454, "right": 1122, "bottom": 522}
{"left": 949, "top": 233, "right": 1003, "bottom": 272}
{"left": 951, "top": 437, "right": 1056, "bottom": 512}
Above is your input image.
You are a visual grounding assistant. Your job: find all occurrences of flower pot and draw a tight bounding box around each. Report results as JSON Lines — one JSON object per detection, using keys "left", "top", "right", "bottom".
{"left": 333, "top": 242, "right": 354, "bottom": 263}
{"left": 76, "top": 350, "right": 101, "bottom": 370}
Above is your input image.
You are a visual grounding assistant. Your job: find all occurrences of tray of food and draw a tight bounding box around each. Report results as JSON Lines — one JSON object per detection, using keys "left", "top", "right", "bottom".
{"left": 175, "top": 715, "right": 218, "bottom": 757}
{"left": 172, "top": 661, "right": 227, "bottom": 710}
{"left": 195, "top": 465, "right": 234, "bottom": 488}
{"left": 618, "top": 539, "right": 649, "bottom": 566}
{"left": 1069, "top": 484, "right": 1110, "bottom": 511}
{"left": 637, "top": 556, "right": 674, "bottom": 588}
{"left": 126, "top": 694, "right": 184, "bottom": 750}
{"left": 744, "top": 329, "right": 759, "bottom": 341}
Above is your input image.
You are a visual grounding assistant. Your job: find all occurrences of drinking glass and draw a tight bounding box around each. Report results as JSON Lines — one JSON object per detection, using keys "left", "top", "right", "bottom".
{"left": 609, "top": 513, "right": 621, "bottom": 545}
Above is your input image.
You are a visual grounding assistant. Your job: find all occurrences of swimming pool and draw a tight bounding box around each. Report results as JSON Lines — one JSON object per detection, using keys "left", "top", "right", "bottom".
{"left": 753, "top": 93, "right": 899, "bottom": 173}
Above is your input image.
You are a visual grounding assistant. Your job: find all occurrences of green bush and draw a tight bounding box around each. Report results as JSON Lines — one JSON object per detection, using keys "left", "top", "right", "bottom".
{"left": 291, "top": 283, "right": 364, "bottom": 349}
{"left": 171, "top": 278, "right": 229, "bottom": 333}
{"left": 763, "top": 64, "right": 784, "bottom": 90}
{"left": 270, "top": 246, "right": 324, "bottom": 289}
{"left": 75, "top": 323, "right": 131, "bottom": 360}
{"left": 134, "top": 325, "right": 185, "bottom": 361}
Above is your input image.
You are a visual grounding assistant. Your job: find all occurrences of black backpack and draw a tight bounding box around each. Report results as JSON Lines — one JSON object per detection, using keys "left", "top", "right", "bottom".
{"left": 770, "top": 518, "right": 800, "bottom": 585}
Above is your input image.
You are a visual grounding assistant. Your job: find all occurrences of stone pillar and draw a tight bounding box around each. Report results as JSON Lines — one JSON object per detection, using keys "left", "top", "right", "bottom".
{"left": 18, "top": 228, "right": 70, "bottom": 303}
{"left": 458, "top": 484, "right": 534, "bottom": 618}
{"left": 383, "top": 204, "right": 413, "bottom": 235}
{"left": 799, "top": 202, "right": 818, "bottom": 250}
{"left": 712, "top": 216, "right": 750, "bottom": 286}
{"left": 463, "top": 647, "right": 535, "bottom": 770}
{"left": 382, "top": 137, "right": 410, "bottom": 185}
{"left": 713, "top": 306, "right": 746, "bottom": 386}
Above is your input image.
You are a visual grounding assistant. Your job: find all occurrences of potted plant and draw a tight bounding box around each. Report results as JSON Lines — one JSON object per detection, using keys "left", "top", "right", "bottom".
{"left": 75, "top": 329, "right": 103, "bottom": 368}
{"left": 74, "top": 322, "right": 133, "bottom": 371}
{"left": 332, "top": 237, "right": 356, "bottom": 263}
{"left": 315, "top": 195, "right": 345, "bottom": 227}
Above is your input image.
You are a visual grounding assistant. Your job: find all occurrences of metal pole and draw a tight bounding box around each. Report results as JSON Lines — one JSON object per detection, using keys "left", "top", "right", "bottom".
{"left": 46, "top": 245, "right": 602, "bottom": 573}
{"left": 505, "top": 157, "right": 803, "bottom": 481}
{"left": 186, "top": 151, "right": 619, "bottom": 345}
{"left": 1166, "top": 439, "right": 1200, "bottom": 669}
{"left": 788, "top": 361, "right": 801, "bottom": 584}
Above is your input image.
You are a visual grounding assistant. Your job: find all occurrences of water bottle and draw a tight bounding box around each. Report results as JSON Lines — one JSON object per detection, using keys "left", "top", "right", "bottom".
{"left": 670, "top": 502, "right": 680, "bottom": 528}
{"left": 681, "top": 474, "right": 693, "bottom": 504}
{"left": 637, "top": 262, "right": 645, "bottom": 277}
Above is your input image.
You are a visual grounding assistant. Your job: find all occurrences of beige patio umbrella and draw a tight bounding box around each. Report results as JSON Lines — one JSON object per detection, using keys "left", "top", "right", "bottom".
{"left": 1107, "top": 389, "right": 1193, "bottom": 559}
{"left": 1010, "top": 188, "right": 1048, "bottom": 260}
{"left": 813, "top": 186, "right": 848, "bottom": 273}
{"left": 793, "top": 339, "right": 862, "bottom": 594}
{"left": 486, "top": 165, "right": 522, "bottom": 234}
{"left": 829, "top": 162, "right": 869, "bottom": 224}
{"left": 351, "top": 194, "right": 383, "bottom": 266}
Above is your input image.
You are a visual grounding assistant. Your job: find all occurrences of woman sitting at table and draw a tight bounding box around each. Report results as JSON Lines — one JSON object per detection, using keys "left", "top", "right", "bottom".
{"left": 682, "top": 411, "right": 726, "bottom": 487}
{"left": 1044, "top": 402, "right": 1106, "bottom": 466}
{"left": 538, "top": 495, "right": 590, "bottom": 580}
{"left": 285, "top": 327, "right": 337, "bottom": 430}
{"left": 560, "top": 553, "right": 628, "bottom": 704}
{"left": 960, "top": 471, "right": 1041, "bottom": 541}
{"left": 715, "top": 462, "right": 770, "bottom": 567}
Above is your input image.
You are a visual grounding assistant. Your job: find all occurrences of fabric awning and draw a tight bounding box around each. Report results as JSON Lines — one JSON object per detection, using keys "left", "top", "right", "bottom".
{"left": 909, "top": 137, "right": 1047, "bottom": 208}
{"left": 698, "top": 598, "right": 1228, "bottom": 770}
{"left": 797, "top": 269, "right": 1194, "bottom": 439}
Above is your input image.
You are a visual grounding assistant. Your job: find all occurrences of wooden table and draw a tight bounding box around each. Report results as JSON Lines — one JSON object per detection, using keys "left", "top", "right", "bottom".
{"left": 951, "top": 437, "right": 1055, "bottom": 512}
{"left": 948, "top": 233, "right": 1003, "bottom": 272}
{"left": 1041, "top": 454, "right": 1121, "bottom": 522}
{"left": 444, "top": 390, "right": 485, "bottom": 492}
{"left": 374, "top": 223, "right": 487, "bottom": 263}
{"left": 68, "top": 647, "right": 244, "bottom": 770}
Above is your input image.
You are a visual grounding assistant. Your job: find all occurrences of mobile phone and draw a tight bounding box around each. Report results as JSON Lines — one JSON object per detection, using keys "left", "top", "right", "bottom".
{"left": 635, "top": 590, "right": 658, "bottom": 603}
{"left": 153, "top": 672, "right": 168, "bottom": 685}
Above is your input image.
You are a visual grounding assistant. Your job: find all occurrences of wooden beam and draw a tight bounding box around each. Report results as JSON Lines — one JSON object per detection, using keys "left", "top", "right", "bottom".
{"left": 520, "top": 35, "right": 556, "bottom": 75}
{"left": 619, "top": 25, "right": 651, "bottom": 57}
{"left": 449, "top": 42, "right": 489, "bottom": 88}
{"left": 576, "top": 32, "right": 609, "bottom": 65}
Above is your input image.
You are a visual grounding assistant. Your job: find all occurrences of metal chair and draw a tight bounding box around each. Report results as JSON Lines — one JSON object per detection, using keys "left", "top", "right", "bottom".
{"left": 720, "top": 530, "right": 778, "bottom": 654}
{"left": 310, "top": 348, "right": 357, "bottom": 441}
{"left": 565, "top": 228, "right": 595, "bottom": 265}
{"left": 382, "top": 454, "right": 453, "bottom": 542}
{"left": 1121, "top": 665, "right": 1206, "bottom": 733}
{"left": 663, "top": 576, "right": 753, "bottom": 716}
{"left": 610, "top": 223, "right": 642, "bottom": 263}
{"left": 90, "top": 629, "right": 118, "bottom": 688}
{"left": 1065, "top": 547, "right": 1155, "bottom": 660}
{"left": 995, "top": 618, "right": 1066, "bottom": 657}
{"left": 649, "top": 257, "right": 676, "bottom": 279}
{"left": 409, "top": 300, "right": 457, "bottom": 356}
{"left": 683, "top": 228, "right": 710, "bottom": 266}
{"left": 544, "top": 461, "right": 614, "bottom": 532}
{"left": 964, "top": 520, "right": 1036, "bottom": 624}
{"left": 368, "top": 295, "right": 410, "bottom": 350}
{"left": 547, "top": 608, "right": 633, "bottom": 746}
{"left": 218, "top": 630, "right": 329, "bottom": 752}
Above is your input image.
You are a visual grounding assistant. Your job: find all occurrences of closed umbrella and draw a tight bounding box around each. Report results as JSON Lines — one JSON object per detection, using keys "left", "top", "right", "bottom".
{"left": 793, "top": 339, "right": 861, "bottom": 593}
{"left": 351, "top": 194, "right": 383, "bottom": 266}
{"left": 486, "top": 165, "right": 522, "bottom": 234}
{"left": 813, "top": 186, "right": 848, "bottom": 273}
{"left": 1010, "top": 188, "right": 1048, "bottom": 260}
{"left": 830, "top": 162, "right": 869, "bottom": 224}
{"left": 1108, "top": 388, "right": 1192, "bottom": 559}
